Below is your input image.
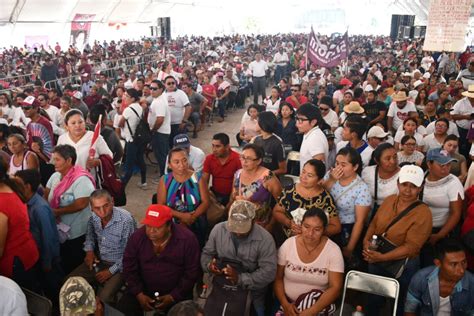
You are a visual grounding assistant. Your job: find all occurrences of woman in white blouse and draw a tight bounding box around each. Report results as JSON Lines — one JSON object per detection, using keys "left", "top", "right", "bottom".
{"left": 57, "top": 109, "right": 112, "bottom": 178}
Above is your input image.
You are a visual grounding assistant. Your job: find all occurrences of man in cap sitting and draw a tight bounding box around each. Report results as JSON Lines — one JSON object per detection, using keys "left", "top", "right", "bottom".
{"left": 119, "top": 205, "right": 200, "bottom": 315}
{"left": 201, "top": 200, "right": 277, "bottom": 316}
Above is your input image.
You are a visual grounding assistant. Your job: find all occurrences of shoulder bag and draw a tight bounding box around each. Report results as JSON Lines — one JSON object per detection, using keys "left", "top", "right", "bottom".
{"left": 375, "top": 200, "right": 423, "bottom": 279}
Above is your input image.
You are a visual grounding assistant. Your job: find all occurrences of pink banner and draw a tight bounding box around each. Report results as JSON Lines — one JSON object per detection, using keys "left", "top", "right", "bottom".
{"left": 307, "top": 28, "right": 349, "bottom": 68}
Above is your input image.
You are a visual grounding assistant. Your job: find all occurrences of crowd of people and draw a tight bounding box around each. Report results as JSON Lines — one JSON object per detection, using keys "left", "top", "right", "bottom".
{"left": 1, "top": 32, "right": 474, "bottom": 316}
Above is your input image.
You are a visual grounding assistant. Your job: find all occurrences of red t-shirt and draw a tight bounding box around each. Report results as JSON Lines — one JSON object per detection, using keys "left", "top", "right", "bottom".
{"left": 285, "top": 95, "right": 308, "bottom": 109}
{"left": 0, "top": 193, "right": 39, "bottom": 277}
{"left": 202, "top": 84, "right": 216, "bottom": 105}
{"left": 203, "top": 150, "right": 242, "bottom": 195}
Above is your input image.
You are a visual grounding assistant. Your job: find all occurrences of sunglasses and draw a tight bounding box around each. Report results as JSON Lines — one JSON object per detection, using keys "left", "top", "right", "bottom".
{"left": 320, "top": 107, "right": 329, "bottom": 112}
{"left": 291, "top": 89, "right": 299, "bottom": 92}
{"left": 166, "top": 82, "right": 176, "bottom": 86}
{"left": 22, "top": 106, "right": 33, "bottom": 110}
{"left": 150, "top": 87, "right": 159, "bottom": 90}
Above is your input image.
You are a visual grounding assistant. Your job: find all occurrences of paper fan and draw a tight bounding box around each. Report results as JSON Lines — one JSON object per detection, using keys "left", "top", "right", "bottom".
{"left": 28, "top": 122, "right": 53, "bottom": 157}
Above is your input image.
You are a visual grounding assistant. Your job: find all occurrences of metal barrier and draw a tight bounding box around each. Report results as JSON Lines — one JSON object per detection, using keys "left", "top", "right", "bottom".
{"left": 42, "top": 53, "right": 163, "bottom": 91}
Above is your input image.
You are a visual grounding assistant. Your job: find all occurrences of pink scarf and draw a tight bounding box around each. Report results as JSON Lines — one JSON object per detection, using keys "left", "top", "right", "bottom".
{"left": 50, "top": 165, "right": 96, "bottom": 209}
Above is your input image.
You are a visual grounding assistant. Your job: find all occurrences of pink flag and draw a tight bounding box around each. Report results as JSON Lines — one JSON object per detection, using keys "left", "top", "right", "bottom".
{"left": 89, "top": 114, "right": 101, "bottom": 159}
{"left": 307, "top": 28, "right": 349, "bottom": 68}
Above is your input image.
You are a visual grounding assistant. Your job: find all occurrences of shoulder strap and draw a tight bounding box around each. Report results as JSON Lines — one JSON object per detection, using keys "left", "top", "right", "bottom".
{"left": 383, "top": 200, "right": 423, "bottom": 235}
{"left": 334, "top": 177, "right": 362, "bottom": 203}
{"left": 128, "top": 105, "right": 142, "bottom": 119}
{"left": 374, "top": 166, "right": 378, "bottom": 202}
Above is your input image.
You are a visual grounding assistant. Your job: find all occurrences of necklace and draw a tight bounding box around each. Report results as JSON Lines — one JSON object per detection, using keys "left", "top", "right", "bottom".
{"left": 301, "top": 238, "right": 320, "bottom": 254}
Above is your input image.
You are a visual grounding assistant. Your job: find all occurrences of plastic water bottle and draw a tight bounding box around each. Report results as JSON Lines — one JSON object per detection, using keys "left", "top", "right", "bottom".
{"left": 92, "top": 260, "right": 100, "bottom": 273}
{"left": 153, "top": 292, "right": 161, "bottom": 308}
{"left": 352, "top": 305, "right": 365, "bottom": 316}
{"left": 199, "top": 284, "right": 208, "bottom": 298}
{"left": 368, "top": 235, "right": 378, "bottom": 251}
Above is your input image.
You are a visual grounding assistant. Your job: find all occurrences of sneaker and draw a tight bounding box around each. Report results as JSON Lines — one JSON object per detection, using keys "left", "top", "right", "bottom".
{"left": 137, "top": 182, "right": 148, "bottom": 190}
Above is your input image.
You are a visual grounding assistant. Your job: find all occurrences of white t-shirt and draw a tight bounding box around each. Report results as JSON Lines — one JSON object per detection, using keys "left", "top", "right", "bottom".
{"left": 249, "top": 60, "right": 268, "bottom": 77}
{"left": 437, "top": 295, "right": 451, "bottom": 316}
{"left": 44, "top": 105, "right": 59, "bottom": 126}
{"left": 423, "top": 134, "right": 444, "bottom": 152}
{"left": 0, "top": 276, "right": 28, "bottom": 316}
{"left": 121, "top": 103, "right": 143, "bottom": 143}
{"left": 322, "top": 109, "right": 339, "bottom": 130}
{"left": 300, "top": 126, "right": 328, "bottom": 172}
{"left": 423, "top": 174, "right": 464, "bottom": 228}
{"left": 57, "top": 130, "right": 112, "bottom": 177}
{"left": 148, "top": 95, "right": 171, "bottom": 134}
{"left": 164, "top": 145, "right": 205, "bottom": 173}
{"left": 425, "top": 120, "right": 459, "bottom": 137}
{"left": 394, "top": 131, "right": 425, "bottom": 146}
{"left": 387, "top": 101, "right": 417, "bottom": 131}
{"left": 263, "top": 97, "right": 281, "bottom": 115}
{"left": 278, "top": 237, "right": 344, "bottom": 302}
{"left": 361, "top": 165, "right": 399, "bottom": 206}
{"left": 451, "top": 97, "right": 474, "bottom": 129}
{"left": 165, "top": 89, "right": 190, "bottom": 125}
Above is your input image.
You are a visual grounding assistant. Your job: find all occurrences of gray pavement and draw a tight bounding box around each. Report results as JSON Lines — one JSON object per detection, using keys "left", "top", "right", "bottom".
{"left": 123, "top": 105, "right": 247, "bottom": 222}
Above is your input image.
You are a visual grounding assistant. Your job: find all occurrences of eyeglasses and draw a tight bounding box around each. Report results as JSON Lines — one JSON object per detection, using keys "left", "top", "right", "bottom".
{"left": 166, "top": 82, "right": 176, "bottom": 86}
{"left": 295, "top": 116, "right": 311, "bottom": 122}
{"left": 240, "top": 155, "right": 259, "bottom": 162}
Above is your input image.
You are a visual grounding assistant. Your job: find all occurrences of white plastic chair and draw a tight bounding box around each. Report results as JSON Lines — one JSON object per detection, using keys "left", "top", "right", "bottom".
{"left": 339, "top": 270, "right": 400, "bottom": 316}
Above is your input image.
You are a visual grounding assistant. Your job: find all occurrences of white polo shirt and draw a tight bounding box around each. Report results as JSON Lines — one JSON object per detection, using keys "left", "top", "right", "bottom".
{"left": 249, "top": 60, "right": 268, "bottom": 77}
{"left": 299, "top": 126, "right": 328, "bottom": 172}
{"left": 148, "top": 94, "right": 171, "bottom": 134}
{"left": 451, "top": 97, "right": 474, "bottom": 129}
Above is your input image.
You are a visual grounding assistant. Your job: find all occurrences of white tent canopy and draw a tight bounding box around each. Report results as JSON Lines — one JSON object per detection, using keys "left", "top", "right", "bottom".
{"left": 0, "top": 0, "right": 472, "bottom": 48}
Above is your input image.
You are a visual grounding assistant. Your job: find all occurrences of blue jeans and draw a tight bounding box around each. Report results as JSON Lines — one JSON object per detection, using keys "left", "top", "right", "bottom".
{"left": 122, "top": 141, "right": 146, "bottom": 185}
{"left": 218, "top": 99, "right": 226, "bottom": 118}
{"left": 367, "top": 256, "right": 420, "bottom": 316}
{"left": 151, "top": 132, "right": 169, "bottom": 176}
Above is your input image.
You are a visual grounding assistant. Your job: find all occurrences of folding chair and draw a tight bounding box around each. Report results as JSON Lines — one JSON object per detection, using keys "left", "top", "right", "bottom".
{"left": 22, "top": 287, "right": 53, "bottom": 316}
{"left": 339, "top": 270, "right": 400, "bottom": 316}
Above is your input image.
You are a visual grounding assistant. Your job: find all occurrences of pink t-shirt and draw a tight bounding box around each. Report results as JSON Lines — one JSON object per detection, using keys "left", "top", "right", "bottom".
{"left": 278, "top": 236, "right": 344, "bottom": 302}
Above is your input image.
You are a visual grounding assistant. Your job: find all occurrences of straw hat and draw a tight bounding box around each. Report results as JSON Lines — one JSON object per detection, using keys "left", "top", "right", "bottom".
{"left": 392, "top": 91, "right": 409, "bottom": 102}
{"left": 343, "top": 101, "right": 364, "bottom": 114}
{"left": 462, "top": 85, "right": 474, "bottom": 98}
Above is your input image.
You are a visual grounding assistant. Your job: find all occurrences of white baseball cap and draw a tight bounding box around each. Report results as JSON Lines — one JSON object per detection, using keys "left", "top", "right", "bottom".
{"left": 367, "top": 126, "right": 389, "bottom": 139}
{"left": 398, "top": 165, "right": 424, "bottom": 187}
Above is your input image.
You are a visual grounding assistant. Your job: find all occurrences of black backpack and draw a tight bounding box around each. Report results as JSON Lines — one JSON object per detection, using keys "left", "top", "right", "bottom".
{"left": 125, "top": 105, "right": 152, "bottom": 145}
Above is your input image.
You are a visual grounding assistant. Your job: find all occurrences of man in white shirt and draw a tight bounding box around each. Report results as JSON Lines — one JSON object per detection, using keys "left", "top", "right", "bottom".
{"left": 451, "top": 85, "right": 474, "bottom": 157}
{"left": 272, "top": 47, "right": 289, "bottom": 83}
{"left": 296, "top": 103, "right": 328, "bottom": 173}
{"left": 118, "top": 88, "right": 147, "bottom": 188}
{"left": 164, "top": 75, "right": 191, "bottom": 147}
{"left": 387, "top": 91, "right": 417, "bottom": 134}
{"left": 249, "top": 53, "right": 268, "bottom": 105}
{"left": 148, "top": 80, "right": 170, "bottom": 176}
{"left": 164, "top": 134, "right": 205, "bottom": 173}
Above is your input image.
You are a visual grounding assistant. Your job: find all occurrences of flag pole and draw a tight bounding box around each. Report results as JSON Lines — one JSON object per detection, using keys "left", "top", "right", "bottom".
{"left": 305, "top": 26, "right": 311, "bottom": 71}
{"left": 345, "top": 27, "right": 350, "bottom": 76}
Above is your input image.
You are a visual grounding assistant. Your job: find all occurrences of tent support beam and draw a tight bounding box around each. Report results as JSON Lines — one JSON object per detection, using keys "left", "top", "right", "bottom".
{"left": 9, "top": 0, "right": 27, "bottom": 24}
{"left": 101, "top": 0, "right": 122, "bottom": 23}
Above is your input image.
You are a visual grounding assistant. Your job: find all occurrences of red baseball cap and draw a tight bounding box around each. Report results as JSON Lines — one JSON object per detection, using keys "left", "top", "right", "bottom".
{"left": 340, "top": 78, "right": 352, "bottom": 86}
{"left": 141, "top": 205, "right": 172, "bottom": 228}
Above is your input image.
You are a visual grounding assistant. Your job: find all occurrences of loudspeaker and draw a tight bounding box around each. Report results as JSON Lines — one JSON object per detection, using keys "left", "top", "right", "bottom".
{"left": 390, "top": 14, "right": 416, "bottom": 41}
{"left": 398, "top": 25, "right": 411, "bottom": 39}
{"left": 157, "top": 17, "right": 171, "bottom": 40}
{"left": 411, "top": 25, "right": 427, "bottom": 39}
